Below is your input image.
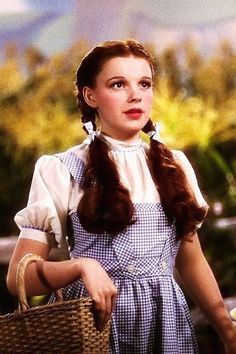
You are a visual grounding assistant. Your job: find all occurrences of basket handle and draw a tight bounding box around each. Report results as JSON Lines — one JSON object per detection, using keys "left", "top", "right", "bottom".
{"left": 16, "top": 253, "right": 63, "bottom": 314}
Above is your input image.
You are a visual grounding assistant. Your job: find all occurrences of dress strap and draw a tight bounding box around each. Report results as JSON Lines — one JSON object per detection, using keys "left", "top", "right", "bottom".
{"left": 55, "top": 152, "right": 85, "bottom": 186}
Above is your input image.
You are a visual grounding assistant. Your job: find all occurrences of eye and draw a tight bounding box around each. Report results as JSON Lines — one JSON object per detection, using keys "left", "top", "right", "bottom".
{"left": 140, "top": 80, "right": 152, "bottom": 89}
{"left": 111, "top": 80, "right": 125, "bottom": 89}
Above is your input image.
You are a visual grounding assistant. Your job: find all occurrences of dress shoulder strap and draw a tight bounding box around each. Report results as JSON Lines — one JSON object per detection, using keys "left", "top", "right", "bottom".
{"left": 55, "top": 151, "right": 85, "bottom": 186}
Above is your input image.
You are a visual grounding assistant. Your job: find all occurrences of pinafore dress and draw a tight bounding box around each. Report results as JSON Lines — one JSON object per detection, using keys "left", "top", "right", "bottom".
{"left": 57, "top": 151, "right": 198, "bottom": 354}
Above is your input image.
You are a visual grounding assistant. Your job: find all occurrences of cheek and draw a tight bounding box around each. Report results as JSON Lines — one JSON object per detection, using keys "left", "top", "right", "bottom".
{"left": 144, "top": 92, "right": 153, "bottom": 107}
{"left": 97, "top": 93, "right": 122, "bottom": 110}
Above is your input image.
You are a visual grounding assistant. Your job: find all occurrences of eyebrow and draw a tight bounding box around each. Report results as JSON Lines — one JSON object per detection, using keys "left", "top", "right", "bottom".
{"left": 107, "top": 76, "right": 152, "bottom": 82}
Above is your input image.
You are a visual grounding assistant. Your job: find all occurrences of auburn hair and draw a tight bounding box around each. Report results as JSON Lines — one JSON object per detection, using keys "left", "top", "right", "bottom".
{"left": 75, "top": 39, "right": 207, "bottom": 238}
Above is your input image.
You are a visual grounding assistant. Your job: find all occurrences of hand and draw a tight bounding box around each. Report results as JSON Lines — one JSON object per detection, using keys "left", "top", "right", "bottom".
{"left": 76, "top": 257, "right": 118, "bottom": 331}
{"left": 224, "top": 326, "right": 236, "bottom": 354}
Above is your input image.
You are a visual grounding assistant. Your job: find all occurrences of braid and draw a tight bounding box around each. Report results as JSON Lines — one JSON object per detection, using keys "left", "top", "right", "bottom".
{"left": 78, "top": 135, "right": 135, "bottom": 234}
{"left": 142, "top": 120, "right": 207, "bottom": 238}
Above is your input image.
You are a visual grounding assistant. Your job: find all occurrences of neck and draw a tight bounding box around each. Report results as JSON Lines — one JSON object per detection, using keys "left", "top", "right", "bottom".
{"left": 101, "top": 130, "right": 141, "bottom": 143}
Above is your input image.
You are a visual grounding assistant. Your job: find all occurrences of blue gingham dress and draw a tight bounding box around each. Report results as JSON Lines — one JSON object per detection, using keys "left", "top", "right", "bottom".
{"left": 57, "top": 151, "right": 198, "bottom": 354}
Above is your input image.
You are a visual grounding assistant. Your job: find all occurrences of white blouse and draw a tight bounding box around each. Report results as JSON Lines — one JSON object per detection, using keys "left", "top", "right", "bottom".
{"left": 15, "top": 134, "right": 208, "bottom": 249}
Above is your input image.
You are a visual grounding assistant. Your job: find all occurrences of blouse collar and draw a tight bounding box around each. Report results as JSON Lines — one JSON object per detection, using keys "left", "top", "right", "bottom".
{"left": 99, "top": 132, "right": 143, "bottom": 152}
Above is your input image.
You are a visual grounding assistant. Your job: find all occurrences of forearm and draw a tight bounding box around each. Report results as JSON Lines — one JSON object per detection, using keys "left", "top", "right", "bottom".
{"left": 176, "top": 235, "right": 236, "bottom": 345}
{"left": 22, "top": 258, "right": 81, "bottom": 296}
{"left": 7, "top": 238, "right": 81, "bottom": 296}
{"left": 8, "top": 256, "right": 81, "bottom": 296}
{"left": 177, "top": 255, "right": 234, "bottom": 343}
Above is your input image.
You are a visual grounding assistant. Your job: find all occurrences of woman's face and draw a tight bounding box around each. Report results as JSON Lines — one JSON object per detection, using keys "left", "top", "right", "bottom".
{"left": 83, "top": 55, "right": 154, "bottom": 142}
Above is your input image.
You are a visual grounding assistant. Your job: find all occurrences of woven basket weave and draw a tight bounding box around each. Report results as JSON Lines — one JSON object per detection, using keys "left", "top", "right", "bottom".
{"left": 0, "top": 253, "right": 110, "bottom": 353}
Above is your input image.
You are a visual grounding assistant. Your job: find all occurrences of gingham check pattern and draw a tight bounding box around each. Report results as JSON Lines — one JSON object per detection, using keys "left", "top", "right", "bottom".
{"left": 55, "top": 152, "right": 199, "bottom": 354}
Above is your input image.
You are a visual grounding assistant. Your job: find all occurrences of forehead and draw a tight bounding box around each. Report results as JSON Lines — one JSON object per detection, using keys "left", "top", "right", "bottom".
{"left": 97, "top": 55, "right": 152, "bottom": 80}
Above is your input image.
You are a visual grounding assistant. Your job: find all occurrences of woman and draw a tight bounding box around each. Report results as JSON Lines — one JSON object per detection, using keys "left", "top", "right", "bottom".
{"left": 7, "top": 39, "right": 236, "bottom": 353}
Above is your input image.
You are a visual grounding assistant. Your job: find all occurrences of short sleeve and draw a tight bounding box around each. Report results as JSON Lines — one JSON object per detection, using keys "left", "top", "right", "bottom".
{"left": 173, "top": 150, "right": 209, "bottom": 209}
{"left": 14, "top": 155, "right": 72, "bottom": 249}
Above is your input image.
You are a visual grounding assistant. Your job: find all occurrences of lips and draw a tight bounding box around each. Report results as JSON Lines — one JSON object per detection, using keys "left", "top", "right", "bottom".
{"left": 124, "top": 108, "right": 143, "bottom": 114}
{"left": 124, "top": 108, "right": 144, "bottom": 119}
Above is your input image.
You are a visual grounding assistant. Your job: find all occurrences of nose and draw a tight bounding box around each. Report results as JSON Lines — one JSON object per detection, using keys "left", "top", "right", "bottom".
{"left": 127, "top": 86, "right": 142, "bottom": 103}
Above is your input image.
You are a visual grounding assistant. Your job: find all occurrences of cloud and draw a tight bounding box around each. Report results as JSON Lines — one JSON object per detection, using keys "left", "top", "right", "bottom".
{"left": 0, "top": 0, "right": 29, "bottom": 14}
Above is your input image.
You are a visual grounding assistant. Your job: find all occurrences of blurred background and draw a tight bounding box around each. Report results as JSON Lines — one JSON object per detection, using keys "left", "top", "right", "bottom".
{"left": 0, "top": 1, "right": 236, "bottom": 352}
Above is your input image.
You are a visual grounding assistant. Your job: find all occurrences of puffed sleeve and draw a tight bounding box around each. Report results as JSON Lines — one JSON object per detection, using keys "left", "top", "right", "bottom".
{"left": 173, "top": 150, "right": 209, "bottom": 209}
{"left": 14, "top": 155, "right": 72, "bottom": 249}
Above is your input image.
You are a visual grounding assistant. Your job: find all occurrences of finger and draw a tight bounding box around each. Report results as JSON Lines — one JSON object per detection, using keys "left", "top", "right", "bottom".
{"left": 97, "top": 294, "right": 111, "bottom": 331}
{"left": 111, "top": 288, "right": 118, "bottom": 311}
{"left": 92, "top": 308, "right": 102, "bottom": 331}
{"left": 93, "top": 288, "right": 115, "bottom": 331}
{"left": 99, "top": 285, "right": 118, "bottom": 330}
{"left": 100, "top": 294, "right": 112, "bottom": 330}
{"left": 92, "top": 294, "right": 107, "bottom": 331}
{"left": 92, "top": 302, "right": 102, "bottom": 331}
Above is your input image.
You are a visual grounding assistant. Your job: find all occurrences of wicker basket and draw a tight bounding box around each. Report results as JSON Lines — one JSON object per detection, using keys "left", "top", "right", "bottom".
{"left": 0, "top": 253, "right": 110, "bottom": 353}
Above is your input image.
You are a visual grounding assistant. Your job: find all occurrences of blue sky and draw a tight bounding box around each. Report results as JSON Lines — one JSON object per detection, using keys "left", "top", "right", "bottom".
{"left": 1, "top": 1, "right": 236, "bottom": 26}
{"left": 0, "top": 0, "right": 75, "bottom": 14}
{"left": 0, "top": 0, "right": 236, "bottom": 26}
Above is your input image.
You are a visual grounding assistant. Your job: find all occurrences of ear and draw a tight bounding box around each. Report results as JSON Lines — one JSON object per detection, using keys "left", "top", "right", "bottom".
{"left": 82, "top": 87, "right": 97, "bottom": 108}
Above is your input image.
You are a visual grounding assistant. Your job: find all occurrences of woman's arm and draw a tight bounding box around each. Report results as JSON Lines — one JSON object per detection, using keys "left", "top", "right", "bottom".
{"left": 175, "top": 233, "right": 236, "bottom": 353}
{"left": 7, "top": 238, "right": 117, "bottom": 330}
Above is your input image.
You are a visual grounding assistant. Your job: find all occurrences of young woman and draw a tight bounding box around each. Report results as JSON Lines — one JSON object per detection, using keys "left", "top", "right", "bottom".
{"left": 7, "top": 39, "right": 236, "bottom": 353}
